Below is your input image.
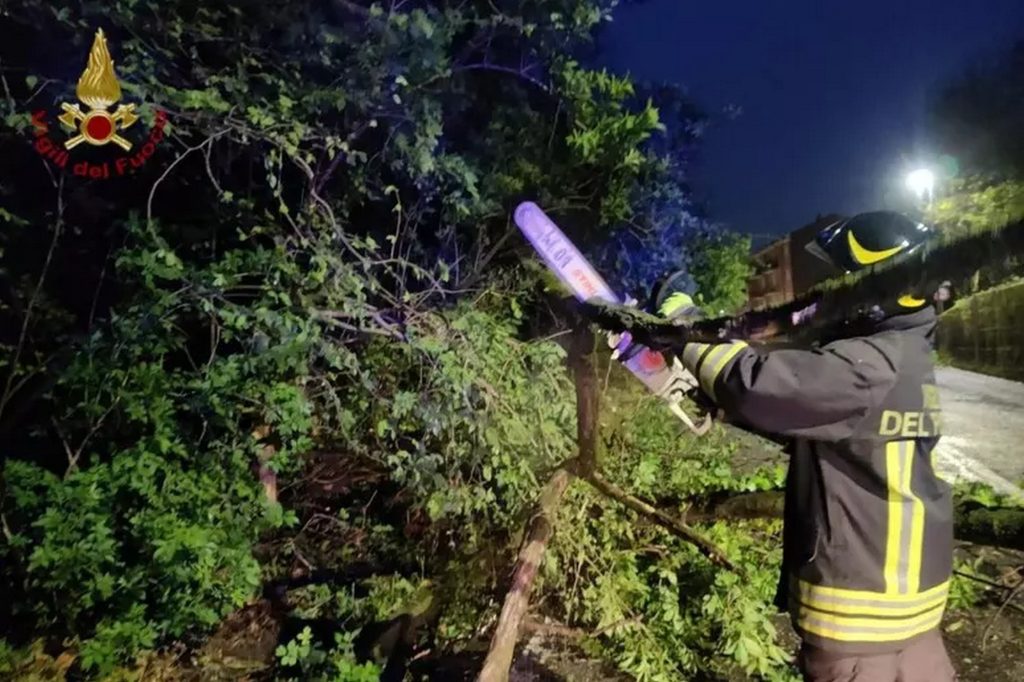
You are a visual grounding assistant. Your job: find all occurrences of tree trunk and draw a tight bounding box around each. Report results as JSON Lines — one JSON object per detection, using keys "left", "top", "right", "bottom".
{"left": 955, "top": 504, "right": 1024, "bottom": 550}
{"left": 570, "top": 326, "right": 599, "bottom": 475}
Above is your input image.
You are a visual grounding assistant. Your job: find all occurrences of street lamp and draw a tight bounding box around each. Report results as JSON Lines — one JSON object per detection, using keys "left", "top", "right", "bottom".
{"left": 906, "top": 168, "right": 935, "bottom": 206}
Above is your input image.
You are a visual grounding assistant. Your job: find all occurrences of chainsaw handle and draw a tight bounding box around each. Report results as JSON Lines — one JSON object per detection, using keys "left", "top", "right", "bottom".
{"left": 668, "top": 401, "right": 713, "bottom": 436}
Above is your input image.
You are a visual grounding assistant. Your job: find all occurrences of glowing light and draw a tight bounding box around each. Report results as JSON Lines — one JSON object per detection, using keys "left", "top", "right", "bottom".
{"left": 905, "top": 168, "right": 935, "bottom": 199}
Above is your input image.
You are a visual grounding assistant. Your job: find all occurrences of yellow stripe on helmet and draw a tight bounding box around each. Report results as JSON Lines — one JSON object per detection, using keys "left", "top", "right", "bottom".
{"left": 847, "top": 230, "right": 905, "bottom": 266}
{"left": 898, "top": 294, "right": 927, "bottom": 308}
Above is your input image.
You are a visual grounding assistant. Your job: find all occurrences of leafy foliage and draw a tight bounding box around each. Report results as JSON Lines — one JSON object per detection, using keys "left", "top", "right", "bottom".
{"left": 947, "top": 555, "right": 987, "bottom": 611}
{"left": 953, "top": 480, "right": 1024, "bottom": 510}
{"left": 927, "top": 176, "right": 1024, "bottom": 240}
{"left": 275, "top": 627, "right": 380, "bottom": 682}
{"left": 522, "top": 372, "right": 795, "bottom": 681}
{"left": 688, "top": 231, "right": 753, "bottom": 316}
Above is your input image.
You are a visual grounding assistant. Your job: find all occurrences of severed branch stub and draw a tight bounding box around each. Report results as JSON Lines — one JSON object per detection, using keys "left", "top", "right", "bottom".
{"left": 569, "top": 325, "right": 600, "bottom": 476}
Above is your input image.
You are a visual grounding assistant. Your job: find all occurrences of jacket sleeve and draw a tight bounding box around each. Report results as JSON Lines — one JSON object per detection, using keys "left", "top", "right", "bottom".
{"left": 679, "top": 337, "right": 901, "bottom": 441}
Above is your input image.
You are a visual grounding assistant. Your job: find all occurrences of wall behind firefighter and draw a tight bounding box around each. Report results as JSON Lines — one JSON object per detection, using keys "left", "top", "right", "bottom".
{"left": 776, "top": 218, "right": 1024, "bottom": 381}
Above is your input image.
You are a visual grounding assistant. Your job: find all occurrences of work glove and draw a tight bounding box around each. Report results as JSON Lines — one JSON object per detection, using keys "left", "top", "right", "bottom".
{"left": 580, "top": 299, "right": 690, "bottom": 353}
{"left": 604, "top": 296, "right": 639, "bottom": 360}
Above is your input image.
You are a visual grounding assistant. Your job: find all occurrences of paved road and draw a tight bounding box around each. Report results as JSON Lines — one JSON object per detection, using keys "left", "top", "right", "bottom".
{"left": 933, "top": 366, "right": 1024, "bottom": 496}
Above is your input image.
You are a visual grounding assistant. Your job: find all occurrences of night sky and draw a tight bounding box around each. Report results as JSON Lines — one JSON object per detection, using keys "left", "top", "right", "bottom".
{"left": 599, "top": 0, "right": 1024, "bottom": 244}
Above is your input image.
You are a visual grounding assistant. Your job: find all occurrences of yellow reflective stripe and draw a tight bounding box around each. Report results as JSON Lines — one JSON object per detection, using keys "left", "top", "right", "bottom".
{"left": 696, "top": 344, "right": 728, "bottom": 378}
{"left": 698, "top": 341, "right": 748, "bottom": 401}
{"left": 884, "top": 441, "right": 904, "bottom": 594}
{"left": 792, "top": 587, "right": 947, "bottom": 617}
{"left": 906, "top": 442, "right": 926, "bottom": 594}
{"left": 898, "top": 294, "right": 927, "bottom": 308}
{"left": 681, "top": 343, "right": 709, "bottom": 373}
{"left": 883, "top": 441, "right": 925, "bottom": 594}
{"left": 796, "top": 578, "right": 949, "bottom": 603}
{"left": 847, "top": 230, "right": 904, "bottom": 266}
{"left": 696, "top": 345, "right": 729, "bottom": 394}
{"left": 797, "top": 602, "right": 944, "bottom": 629}
{"left": 796, "top": 604, "right": 943, "bottom": 643}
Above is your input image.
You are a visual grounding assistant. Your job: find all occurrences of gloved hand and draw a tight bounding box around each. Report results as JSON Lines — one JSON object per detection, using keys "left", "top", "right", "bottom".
{"left": 580, "top": 299, "right": 689, "bottom": 352}
{"left": 605, "top": 297, "right": 637, "bottom": 344}
{"left": 605, "top": 297, "right": 640, "bottom": 360}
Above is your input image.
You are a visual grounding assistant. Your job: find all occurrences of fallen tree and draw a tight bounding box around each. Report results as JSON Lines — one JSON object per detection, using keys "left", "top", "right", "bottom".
{"left": 955, "top": 503, "right": 1024, "bottom": 551}
{"left": 684, "top": 491, "right": 1024, "bottom": 551}
{"left": 478, "top": 327, "right": 738, "bottom": 682}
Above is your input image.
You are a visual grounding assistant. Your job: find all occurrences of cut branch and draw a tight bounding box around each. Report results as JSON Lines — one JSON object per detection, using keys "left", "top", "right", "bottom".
{"left": 983, "top": 579, "right": 1024, "bottom": 651}
{"left": 584, "top": 471, "right": 739, "bottom": 573}
{"left": 477, "top": 468, "right": 572, "bottom": 682}
{"left": 955, "top": 504, "right": 1024, "bottom": 551}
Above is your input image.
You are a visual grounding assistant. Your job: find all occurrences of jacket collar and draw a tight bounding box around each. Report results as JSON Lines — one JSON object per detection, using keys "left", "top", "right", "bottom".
{"left": 875, "top": 306, "right": 937, "bottom": 342}
{"left": 876, "top": 306, "right": 936, "bottom": 332}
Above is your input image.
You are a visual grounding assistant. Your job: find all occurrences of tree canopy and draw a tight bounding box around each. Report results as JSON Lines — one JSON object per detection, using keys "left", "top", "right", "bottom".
{"left": 930, "top": 39, "right": 1024, "bottom": 180}
{"left": 926, "top": 37, "right": 1024, "bottom": 239}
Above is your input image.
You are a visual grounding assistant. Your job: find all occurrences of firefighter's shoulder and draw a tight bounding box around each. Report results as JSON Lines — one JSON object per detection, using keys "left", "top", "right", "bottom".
{"left": 820, "top": 333, "right": 904, "bottom": 382}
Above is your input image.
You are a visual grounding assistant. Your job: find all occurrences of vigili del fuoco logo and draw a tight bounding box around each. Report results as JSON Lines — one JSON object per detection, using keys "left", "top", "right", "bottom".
{"left": 31, "top": 29, "right": 168, "bottom": 179}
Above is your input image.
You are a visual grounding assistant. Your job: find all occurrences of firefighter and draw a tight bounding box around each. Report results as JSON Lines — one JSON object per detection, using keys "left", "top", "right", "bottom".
{"left": 584, "top": 212, "right": 956, "bottom": 682}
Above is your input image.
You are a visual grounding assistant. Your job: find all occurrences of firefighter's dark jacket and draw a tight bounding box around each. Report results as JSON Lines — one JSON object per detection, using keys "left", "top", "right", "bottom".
{"left": 680, "top": 307, "right": 952, "bottom": 654}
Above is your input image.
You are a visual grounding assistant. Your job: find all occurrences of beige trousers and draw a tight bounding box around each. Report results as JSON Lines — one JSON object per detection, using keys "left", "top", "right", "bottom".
{"left": 798, "top": 632, "right": 957, "bottom": 682}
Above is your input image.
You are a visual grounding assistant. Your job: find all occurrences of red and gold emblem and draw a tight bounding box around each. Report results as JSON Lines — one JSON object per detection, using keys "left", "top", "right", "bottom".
{"left": 58, "top": 29, "right": 139, "bottom": 150}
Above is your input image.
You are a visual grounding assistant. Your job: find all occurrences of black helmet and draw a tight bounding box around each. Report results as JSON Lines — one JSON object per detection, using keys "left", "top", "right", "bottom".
{"left": 807, "top": 211, "right": 933, "bottom": 273}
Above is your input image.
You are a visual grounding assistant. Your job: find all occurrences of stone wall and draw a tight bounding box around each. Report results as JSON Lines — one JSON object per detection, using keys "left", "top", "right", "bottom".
{"left": 745, "top": 218, "right": 1024, "bottom": 346}
{"left": 938, "top": 279, "right": 1024, "bottom": 381}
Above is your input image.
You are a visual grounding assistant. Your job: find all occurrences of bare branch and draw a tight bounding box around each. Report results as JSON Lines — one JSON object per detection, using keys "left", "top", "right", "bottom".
{"left": 332, "top": 0, "right": 370, "bottom": 17}
{"left": 460, "top": 221, "right": 517, "bottom": 289}
{"left": 88, "top": 243, "right": 115, "bottom": 330}
{"left": 147, "top": 130, "right": 230, "bottom": 227}
{"left": 453, "top": 63, "right": 550, "bottom": 93}
{"left": 203, "top": 139, "right": 224, "bottom": 196}
{"left": 68, "top": 403, "right": 120, "bottom": 476}
{"left": 0, "top": 58, "right": 14, "bottom": 109}
{"left": 0, "top": 175, "right": 64, "bottom": 421}
{"left": 570, "top": 326, "right": 599, "bottom": 476}
{"left": 983, "top": 578, "right": 1024, "bottom": 650}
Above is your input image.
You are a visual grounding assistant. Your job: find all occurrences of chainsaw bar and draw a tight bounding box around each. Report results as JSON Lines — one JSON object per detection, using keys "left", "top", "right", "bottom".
{"left": 513, "top": 201, "right": 711, "bottom": 436}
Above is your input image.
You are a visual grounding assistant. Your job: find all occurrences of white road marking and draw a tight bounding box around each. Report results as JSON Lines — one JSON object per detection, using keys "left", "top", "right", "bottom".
{"left": 933, "top": 436, "right": 1023, "bottom": 499}
{"left": 934, "top": 366, "right": 1024, "bottom": 498}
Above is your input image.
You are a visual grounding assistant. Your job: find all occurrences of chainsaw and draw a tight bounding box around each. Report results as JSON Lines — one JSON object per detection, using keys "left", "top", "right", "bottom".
{"left": 513, "top": 201, "right": 712, "bottom": 436}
